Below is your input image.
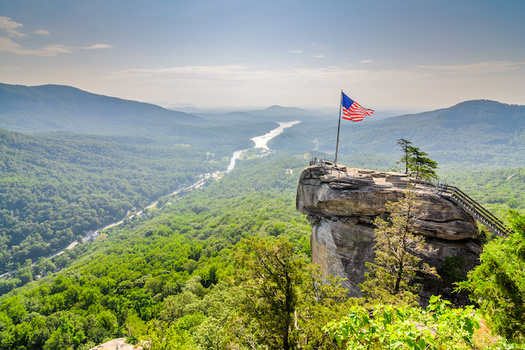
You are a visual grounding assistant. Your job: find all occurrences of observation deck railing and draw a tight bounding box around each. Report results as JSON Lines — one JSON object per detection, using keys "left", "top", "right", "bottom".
{"left": 438, "top": 184, "right": 513, "bottom": 238}
{"left": 308, "top": 159, "right": 513, "bottom": 238}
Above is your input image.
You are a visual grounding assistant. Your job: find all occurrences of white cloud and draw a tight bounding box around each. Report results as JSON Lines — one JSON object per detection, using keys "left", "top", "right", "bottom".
{"left": 35, "top": 29, "right": 50, "bottom": 36}
{"left": 113, "top": 65, "right": 398, "bottom": 93}
{"left": 38, "top": 44, "right": 74, "bottom": 56}
{"left": 110, "top": 64, "right": 390, "bottom": 108}
{"left": 82, "top": 44, "right": 112, "bottom": 50}
{"left": 115, "top": 65, "right": 250, "bottom": 80}
{"left": 105, "top": 61, "right": 525, "bottom": 109}
{"left": 0, "top": 17, "right": 110, "bottom": 56}
{"left": 0, "top": 38, "right": 111, "bottom": 56}
{"left": 114, "top": 65, "right": 383, "bottom": 86}
{"left": 361, "top": 59, "right": 373, "bottom": 64}
{"left": 314, "top": 55, "right": 324, "bottom": 59}
{"left": 0, "top": 16, "right": 23, "bottom": 30}
{"left": 1, "top": 66, "right": 21, "bottom": 71}
{"left": 0, "top": 37, "right": 73, "bottom": 56}
{"left": 0, "top": 16, "right": 26, "bottom": 38}
{"left": 6, "top": 29, "right": 26, "bottom": 38}
{"left": 419, "top": 61, "right": 525, "bottom": 75}
{"left": 290, "top": 50, "right": 303, "bottom": 54}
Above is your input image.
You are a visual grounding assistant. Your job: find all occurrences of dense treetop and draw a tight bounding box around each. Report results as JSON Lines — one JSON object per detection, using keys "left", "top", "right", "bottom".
{"left": 0, "top": 86, "right": 523, "bottom": 348}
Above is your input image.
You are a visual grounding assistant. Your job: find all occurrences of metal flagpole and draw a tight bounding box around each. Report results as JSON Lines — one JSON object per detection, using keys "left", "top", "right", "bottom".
{"left": 334, "top": 90, "right": 343, "bottom": 165}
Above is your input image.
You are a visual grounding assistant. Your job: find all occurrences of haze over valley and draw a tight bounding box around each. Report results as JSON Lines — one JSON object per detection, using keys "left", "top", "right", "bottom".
{"left": 1, "top": 1, "right": 525, "bottom": 349}
{"left": 0, "top": 82, "right": 523, "bottom": 274}
{"left": 0, "top": 80, "right": 523, "bottom": 348}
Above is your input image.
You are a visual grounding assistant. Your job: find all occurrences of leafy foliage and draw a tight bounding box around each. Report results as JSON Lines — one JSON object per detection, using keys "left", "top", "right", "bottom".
{"left": 325, "top": 295, "right": 479, "bottom": 350}
{"left": 0, "top": 155, "right": 312, "bottom": 349}
{"left": 460, "top": 212, "right": 525, "bottom": 344}
{"left": 229, "top": 236, "right": 353, "bottom": 350}
{"left": 231, "top": 237, "right": 304, "bottom": 350}
{"left": 407, "top": 146, "right": 438, "bottom": 180}
{"left": 360, "top": 189, "right": 437, "bottom": 305}
{"left": 447, "top": 167, "right": 525, "bottom": 218}
{"left": 0, "top": 129, "right": 219, "bottom": 274}
{"left": 397, "top": 138, "right": 412, "bottom": 174}
{"left": 395, "top": 139, "right": 438, "bottom": 180}
{"left": 0, "top": 117, "right": 281, "bottom": 275}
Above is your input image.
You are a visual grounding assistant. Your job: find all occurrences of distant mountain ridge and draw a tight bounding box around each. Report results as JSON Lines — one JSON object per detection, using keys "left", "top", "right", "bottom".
{"left": 271, "top": 99, "right": 525, "bottom": 171}
{"left": 256, "top": 105, "right": 311, "bottom": 116}
{"left": 391, "top": 99, "right": 524, "bottom": 131}
{"left": 182, "top": 104, "right": 319, "bottom": 123}
{"left": 0, "top": 83, "right": 201, "bottom": 135}
{"left": 2, "top": 83, "right": 524, "bottom": 171}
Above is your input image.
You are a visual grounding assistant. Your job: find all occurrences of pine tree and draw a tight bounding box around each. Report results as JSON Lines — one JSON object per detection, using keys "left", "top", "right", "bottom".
{"left": 408, "top": 146, "right": 438, "bottom": 180}
{"left": 360, "top": 189, "right": 437, "bottom": 305}
{"left": 397, "top": 138, "right": 413, "bottom": 174}
{"left": 396, "top": 138, "right": 438, "bottom": 180}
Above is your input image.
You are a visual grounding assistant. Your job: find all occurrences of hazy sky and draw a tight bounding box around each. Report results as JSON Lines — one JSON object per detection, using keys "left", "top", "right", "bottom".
{"left": 1, "top": 0, "right": 524, "bottom": 111}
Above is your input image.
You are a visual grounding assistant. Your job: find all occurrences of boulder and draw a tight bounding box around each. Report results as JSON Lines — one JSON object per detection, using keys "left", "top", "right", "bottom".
{"left": 296, "top": 161, "right": 481, "bottom": 305}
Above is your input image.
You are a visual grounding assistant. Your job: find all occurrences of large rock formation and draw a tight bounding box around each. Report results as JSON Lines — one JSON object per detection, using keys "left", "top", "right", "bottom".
{"left": 296, "top": 161, "right": 482, "bottom": 305}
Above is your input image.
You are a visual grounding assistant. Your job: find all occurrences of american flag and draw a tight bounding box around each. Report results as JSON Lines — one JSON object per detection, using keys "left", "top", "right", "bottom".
{"left": 341, "top": 92, "right": 374, "bottom": 122}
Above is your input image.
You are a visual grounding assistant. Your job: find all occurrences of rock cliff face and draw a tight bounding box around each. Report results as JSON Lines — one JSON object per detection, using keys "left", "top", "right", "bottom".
{"left": 296, "top": 161, "right": 482, "bottom": 305}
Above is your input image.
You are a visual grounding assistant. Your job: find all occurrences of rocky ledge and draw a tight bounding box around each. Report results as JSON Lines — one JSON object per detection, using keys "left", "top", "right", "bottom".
{"left": 296, "top": 161, "right": 482, "bottom": 305}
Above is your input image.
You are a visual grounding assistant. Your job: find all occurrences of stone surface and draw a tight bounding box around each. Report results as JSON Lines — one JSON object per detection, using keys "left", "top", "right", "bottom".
{"left": 297, "top": 161, "right": 481, "bottom": 305}
{"left": 89, "top": 338, "right": 140, "bottom": 350}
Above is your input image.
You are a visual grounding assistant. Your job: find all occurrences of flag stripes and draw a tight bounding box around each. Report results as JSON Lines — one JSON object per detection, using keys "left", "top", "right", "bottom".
{"left": 341, "top": 93, "right": 374, "bottom": 122}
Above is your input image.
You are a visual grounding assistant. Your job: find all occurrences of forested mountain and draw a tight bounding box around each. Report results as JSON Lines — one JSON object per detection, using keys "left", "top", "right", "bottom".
{"left": 271, "top": 99, "right": 525, "bottom": 172}
{"left": 0, "top": 128, "right": 208, "bottom": 274}
{"left": 450, "top": 167, "right": 525, "bottom": 218}
{"left": 0, "top": 84, "right": 524, "bottom": 348}
{"left": 0, "top": 83, "right": 201, "bottom": 135}
{"left": 190, "top": 105, "right": 319, "bottom": 123}
{"left": 0, "top": 86, "right": 523, "bottom": 277}
{"left": 0, "top": 151, "right": 523, "bottom": 349}
{"left": 0, "top": 114, "right": 277, "bottom": 275}
{"left": 2, "top": 84, "right": 523, "bottom": 173}
{"left": 0, "top": 154, "right": 315, "bottom": 349}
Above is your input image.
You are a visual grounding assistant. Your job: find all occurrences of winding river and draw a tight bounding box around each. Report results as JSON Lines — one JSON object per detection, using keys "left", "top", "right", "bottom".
{"left": 13, "top": 120, "right": 302, "bottom": 272}
{"left": 227, "top": 120, "right": 300, "bottom": 172}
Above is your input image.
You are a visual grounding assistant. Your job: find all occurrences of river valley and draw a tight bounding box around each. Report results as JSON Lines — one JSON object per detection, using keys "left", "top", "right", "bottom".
{"left": 33, "top": 120, "right": 302, "bottom": 267}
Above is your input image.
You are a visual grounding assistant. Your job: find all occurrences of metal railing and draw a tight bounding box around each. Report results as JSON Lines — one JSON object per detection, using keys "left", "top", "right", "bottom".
{"left": 439, "top": 184, "right": 513, "bottom": 238}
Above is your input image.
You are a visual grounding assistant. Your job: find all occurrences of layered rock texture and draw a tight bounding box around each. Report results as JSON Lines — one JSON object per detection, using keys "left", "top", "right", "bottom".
{"left": 296, "top": 161, "right": 482, "bottom": 305}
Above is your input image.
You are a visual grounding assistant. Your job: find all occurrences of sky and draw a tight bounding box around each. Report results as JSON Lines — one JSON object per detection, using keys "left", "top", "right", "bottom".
{"left": 1, "top": 0, "right": 525, "bottom": 112}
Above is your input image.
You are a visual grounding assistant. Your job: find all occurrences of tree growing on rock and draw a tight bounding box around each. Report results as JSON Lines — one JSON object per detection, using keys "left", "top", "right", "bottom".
{"left": 409, "top": 147, "right": 438, "bottom": 180}
{"left": 397, "top": 138, "right": 413, "bottom": 174}
{"left": 360, "top": 189, "right": 437, "bottom": 305}
{"left": 396, "top": 139, "right": 438, "bottom": 180}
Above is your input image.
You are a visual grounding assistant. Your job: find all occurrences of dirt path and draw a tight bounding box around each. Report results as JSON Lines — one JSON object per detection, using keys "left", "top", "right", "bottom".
{"left": 90, "top": 338, "right": 140, "bottom": 350}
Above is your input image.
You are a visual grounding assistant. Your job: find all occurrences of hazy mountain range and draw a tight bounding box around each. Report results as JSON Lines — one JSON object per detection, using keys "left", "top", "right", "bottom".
{"left": 1, "top": 83, "right": 523, "bottom": 172}
{"left": 270, "top": 99, "right": 525, "bottom": 172}
{"left": 0, "top": 83, "right": 200, "bottom": 135}
{"left": 0, "top": 83, "right": 409, "bottom": 134}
